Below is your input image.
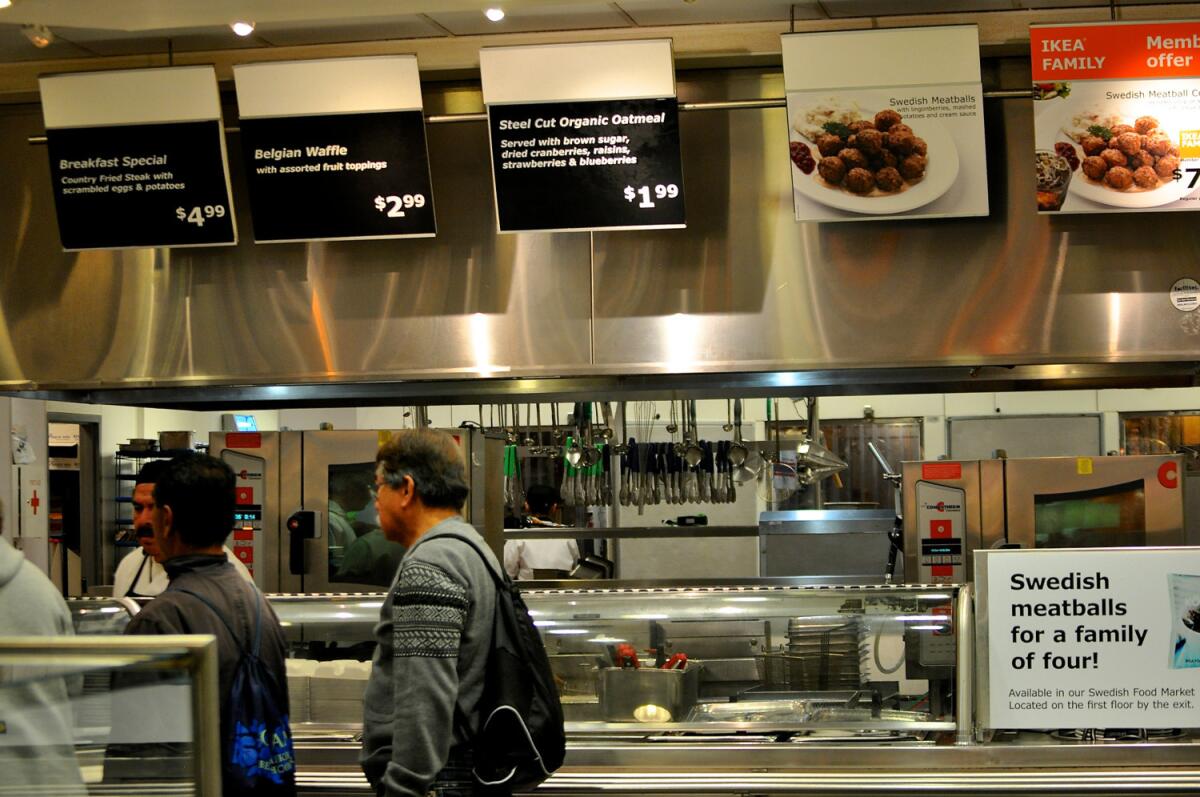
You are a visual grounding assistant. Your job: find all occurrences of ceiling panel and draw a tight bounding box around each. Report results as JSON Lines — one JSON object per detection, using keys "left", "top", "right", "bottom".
{"left": 617, "top": 0, "right": 825, "bottom": 25}
{"left": 821, "top": 0, "right": 1016, "bottom": 15}
{"left": 256, "top": 16, "right": 448, "bottom": 46}
{"left": 0, "top": 0, "right": 545, "bottom": 29}
{"left": 54, "top": 25, "right": 269, "bottom": 55}
{"left": 425, "top": 3, "right": 634, "bottom": 36}
{"left": 1013, "top": 0, "right": 1109, "bottom": 6}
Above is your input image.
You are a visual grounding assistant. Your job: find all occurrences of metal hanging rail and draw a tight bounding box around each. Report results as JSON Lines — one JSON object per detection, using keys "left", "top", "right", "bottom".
{"left": 24, "top": 90, "right": 1033, "bottom": 145}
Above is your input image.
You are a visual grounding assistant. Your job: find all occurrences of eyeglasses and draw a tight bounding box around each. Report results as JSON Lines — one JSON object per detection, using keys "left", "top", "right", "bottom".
{"left": 370, "top": 476, "right": 410, "bottom": 500}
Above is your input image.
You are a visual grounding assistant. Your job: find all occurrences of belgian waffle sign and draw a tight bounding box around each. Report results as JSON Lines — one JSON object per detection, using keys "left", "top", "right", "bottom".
{"left": 234, "top": 56, "right": 436, "bottom": 242}
{"left": 1031, "top": 20, "right": 1200, "bottom": 213}
{"left": 40, "top": 66, "right": 237, "bottom": 250}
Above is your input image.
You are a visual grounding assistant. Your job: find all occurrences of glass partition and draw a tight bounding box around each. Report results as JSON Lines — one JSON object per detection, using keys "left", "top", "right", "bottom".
{"left": 66, "top": 597, "right": 139, "bottom": 635}
{"left": 0, "top": 636, "right": 220, "bottom": 796}
{"left": 264, "top": 584, "right": 962, "bottom": 738}
{"left": 526, "top": 585, "right": 959, "bottom": 734}
{"left": 70, "top": 588, "right": 962, "bottom": 740}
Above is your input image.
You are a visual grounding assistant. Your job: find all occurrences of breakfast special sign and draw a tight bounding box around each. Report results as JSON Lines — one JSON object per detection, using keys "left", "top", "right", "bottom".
{"left": 781, "top": 25, "right": 988, "bottom": 223}
{"left": 1032, "top": 20, "right": 1200, "bottom": 214}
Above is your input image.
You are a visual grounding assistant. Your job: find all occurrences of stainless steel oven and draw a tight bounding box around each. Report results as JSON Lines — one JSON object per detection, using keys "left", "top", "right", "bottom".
{"left": 211, "top": 429, "right": 500, "bottom": 594}
{"left": 902, "top": 455, "right": 1184, "bottom": 584}
{"left": 1004, "top": 455, "right": 1183, "bottom": 551}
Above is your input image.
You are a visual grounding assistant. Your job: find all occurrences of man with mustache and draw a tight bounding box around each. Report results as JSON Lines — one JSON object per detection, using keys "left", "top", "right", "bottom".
{"left": 113, "top": 459, "right": 252, "bottom": 598}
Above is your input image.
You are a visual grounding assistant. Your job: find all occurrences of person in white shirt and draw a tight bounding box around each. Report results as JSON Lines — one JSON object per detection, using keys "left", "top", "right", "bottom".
{"left": 112, "top": 460, "right": 252, "bottom": 598}
{"left": 504, "top": 484, "right": 580, "bottom": 581}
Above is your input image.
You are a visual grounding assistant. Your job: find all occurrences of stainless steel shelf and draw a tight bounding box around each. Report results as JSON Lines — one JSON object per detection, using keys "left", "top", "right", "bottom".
{"left": 504, "top": 525, "right": 757, "bottom": 540}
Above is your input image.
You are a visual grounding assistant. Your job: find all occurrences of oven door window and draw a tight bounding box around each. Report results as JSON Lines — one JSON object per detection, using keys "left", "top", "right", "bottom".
{"left": 328, "top": 462, "right": 405, "bottom": 586}
{"left": 1033, "top": 479, "right": 1146, "bottom": 548}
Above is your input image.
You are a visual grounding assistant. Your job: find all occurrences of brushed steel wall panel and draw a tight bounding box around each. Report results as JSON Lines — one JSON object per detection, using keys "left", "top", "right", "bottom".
{"left": 592, "top": 71, "right": 1200, "bottom": 373}
{"left": 0, "top": 102, "right": 592, "bottom": 388}
{"left": 3, "top": 67, "right": 1200, "bottom": 393}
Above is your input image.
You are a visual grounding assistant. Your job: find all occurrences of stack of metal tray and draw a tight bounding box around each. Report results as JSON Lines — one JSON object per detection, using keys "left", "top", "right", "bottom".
{"left": 757, "top": 616, "right": 863, "bottom": 691}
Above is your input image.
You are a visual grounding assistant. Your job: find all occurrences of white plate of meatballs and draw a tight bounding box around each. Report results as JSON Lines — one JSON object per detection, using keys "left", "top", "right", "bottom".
{"left": 789, "top": 106, "right": 959, "bottom": 214}
{"left": 1063, "top": 113, "right": 1191, "bottom": 208}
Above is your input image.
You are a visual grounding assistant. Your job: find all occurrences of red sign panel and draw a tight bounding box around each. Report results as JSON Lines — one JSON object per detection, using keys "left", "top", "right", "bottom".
{"left": 235, "top": 486, "right": 254, "bottom": 505}
{"left": 922, "top": 462, "right": 963, "bottom": 481}
{"left": 226, "top": 432, "right": 262, "bottom": 449}
{"left": 932, "top": 603, "right": 954, "bottom": 635}
{"left": 1159, "top": 460, "right": 1180, "bottom": 489}
{"left": 1032, "top": 21, "right": 1200, "bottom": 82}
{"left": 930, "top": 519, "right": 953, "bottom": 538}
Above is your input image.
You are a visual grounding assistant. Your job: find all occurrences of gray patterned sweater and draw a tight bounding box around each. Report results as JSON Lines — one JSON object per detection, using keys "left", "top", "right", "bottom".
{"left": 360, "top": 517, "right": 501, "bottom": 796}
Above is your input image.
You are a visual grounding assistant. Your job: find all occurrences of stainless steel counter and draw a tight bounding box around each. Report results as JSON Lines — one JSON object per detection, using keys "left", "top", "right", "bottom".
{"left": 293, "top": 728, "right": 1200, "bottom": 795}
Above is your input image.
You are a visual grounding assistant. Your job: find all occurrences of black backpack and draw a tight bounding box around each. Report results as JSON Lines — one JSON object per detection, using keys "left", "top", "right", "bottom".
{"left": 442, "top": 533, "right": 567, "bottom": 791}
{"left": 175, "top": 586, "right": 297, "bottom": 794}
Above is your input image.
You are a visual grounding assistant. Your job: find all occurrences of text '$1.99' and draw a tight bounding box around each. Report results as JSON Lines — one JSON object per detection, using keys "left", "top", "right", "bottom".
{"left": 623, "top": 183, "right": 680, "bottom": 208}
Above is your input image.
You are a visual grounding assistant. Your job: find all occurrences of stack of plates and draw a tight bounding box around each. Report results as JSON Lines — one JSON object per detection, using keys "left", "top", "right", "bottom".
{"left": 310, "top": 660, "right": 371, "bottom": 724}
{"left": 285, "top": 659, "right": 316, "bottom": 723}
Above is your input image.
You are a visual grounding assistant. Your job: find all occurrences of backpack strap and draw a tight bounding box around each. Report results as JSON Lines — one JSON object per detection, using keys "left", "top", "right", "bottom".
{"left": 425, "top": 532, "right": 509, "bottom": 745}
{"left": 174, "top": 584, "right": 263, "bottom": 658}
{"left": 431, "top": 532, "right": 509, "bottom": 590}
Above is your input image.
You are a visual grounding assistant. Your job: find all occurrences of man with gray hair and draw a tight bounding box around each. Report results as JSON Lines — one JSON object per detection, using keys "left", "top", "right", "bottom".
{"left": 361, "top": 429, "right": 507, "bottom": 797}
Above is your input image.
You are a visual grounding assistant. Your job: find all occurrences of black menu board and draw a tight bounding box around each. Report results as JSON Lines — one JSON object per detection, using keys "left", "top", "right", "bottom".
{"left": 234, "top": 56, "right": 436, "bottom": 242}
{"left": 39, "top": 66, "right": 237, "bottom": 250}
{"left": 481, "top": 39, "right": 685, "bottom": 233}
{"left": 487, "top": 98, "right": 684, "bottom": 232}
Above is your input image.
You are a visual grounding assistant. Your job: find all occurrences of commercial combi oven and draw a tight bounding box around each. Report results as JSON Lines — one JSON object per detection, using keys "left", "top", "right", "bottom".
{"left": 209, "top": 429, "right": 502, "bottom": 593}
{"left": 902, "top": 454, "right": 1185, "bottom": 584}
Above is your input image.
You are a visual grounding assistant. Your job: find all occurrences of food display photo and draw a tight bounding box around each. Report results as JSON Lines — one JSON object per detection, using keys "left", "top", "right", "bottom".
{"left": 1030, "top": 21, "right": 1200, "bottom": 215}
{"left": 1034, "top": 83, "right": 1200, "bottom": 213}
{"left": 782, "top": 26, "right": 988, "bottom": 223}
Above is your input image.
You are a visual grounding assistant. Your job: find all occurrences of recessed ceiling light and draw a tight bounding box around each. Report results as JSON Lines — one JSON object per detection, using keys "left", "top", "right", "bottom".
{"left": 230, "top": 20, "right": 255, "bottom": 37}
{"left": 21, "top": 24, "right": 53, "bottom": 47}
{"left": 484, "top": 7, "right": 505, "bottom": 22}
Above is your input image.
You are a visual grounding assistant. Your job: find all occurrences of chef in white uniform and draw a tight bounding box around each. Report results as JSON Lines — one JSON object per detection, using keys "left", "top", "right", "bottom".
{"left": 112, "top": 459, "right": 252, "bottom": 598}
{"left": 504, "top": 484, "right": 580, "bottom": 581}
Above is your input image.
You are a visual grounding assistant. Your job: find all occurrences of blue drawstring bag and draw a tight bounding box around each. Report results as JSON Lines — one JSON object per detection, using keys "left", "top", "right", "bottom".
{"left": 176, "top": 586, "right": 296, "bottom": 792}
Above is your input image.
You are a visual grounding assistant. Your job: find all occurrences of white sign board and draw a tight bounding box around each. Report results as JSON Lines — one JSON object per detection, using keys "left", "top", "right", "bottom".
{"left": 979, "top": 547, "right": 1200, "bottom": 729}
{"left": 781, "top": 25, "right": 989, "bottom": 223}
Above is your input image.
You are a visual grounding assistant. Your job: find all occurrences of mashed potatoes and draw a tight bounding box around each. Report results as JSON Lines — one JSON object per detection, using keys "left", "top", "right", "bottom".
{"left": 792, "top": 97, "right": 862, "bottom": 140}
{"left": 1062, "top": 108, "right": 1123, "bottom": 142}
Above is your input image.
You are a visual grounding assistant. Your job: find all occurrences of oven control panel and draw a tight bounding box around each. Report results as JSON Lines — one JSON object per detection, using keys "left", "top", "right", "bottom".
{"left": 914, "top": 480, "right": 967, "bottom": 583}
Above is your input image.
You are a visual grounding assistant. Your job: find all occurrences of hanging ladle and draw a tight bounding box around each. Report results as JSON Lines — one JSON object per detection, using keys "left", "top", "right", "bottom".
{"left": 580, "top": 403, "right": 603, "bottom": 468}
{"left": 728, "top": 398, "right": 750, "bottom": 467}
{"left": 564, "top": 402, "right": 584, "bottom": 467}
{"left": 612, "top": 401, "right": 629, "bottom": 454}
{"left": 683, "top": 400, "right": 704, "bottom": 468}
